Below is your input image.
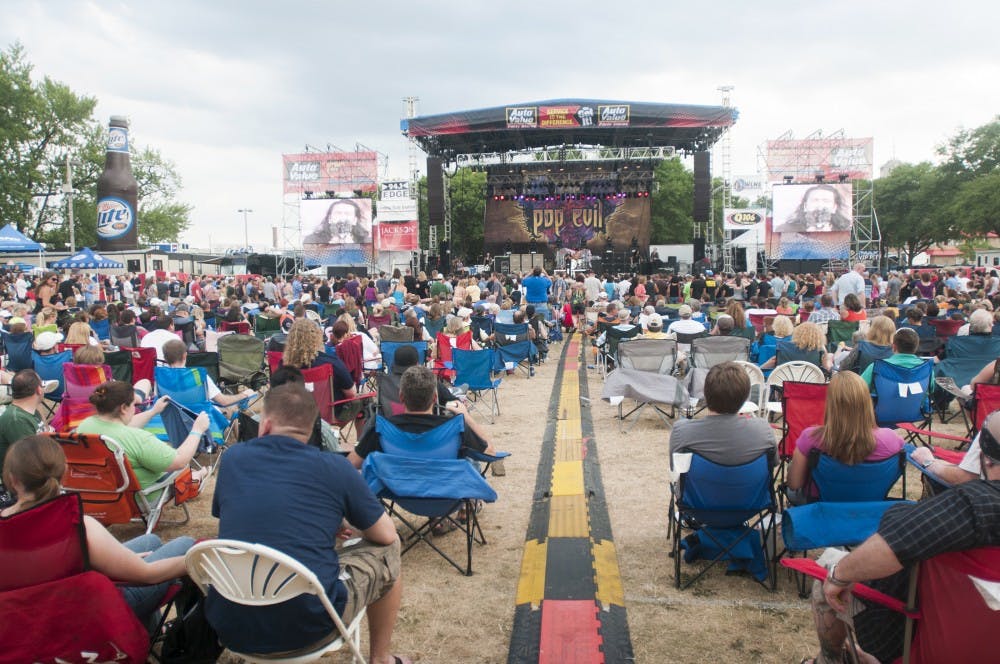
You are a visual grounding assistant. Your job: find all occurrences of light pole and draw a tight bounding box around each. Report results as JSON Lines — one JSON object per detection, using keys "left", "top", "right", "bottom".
{"left": 63, "top": 155, "right": 76, "bottom": 252}
{"left": 237, "top": 208, "right": 253, "bottom": 254}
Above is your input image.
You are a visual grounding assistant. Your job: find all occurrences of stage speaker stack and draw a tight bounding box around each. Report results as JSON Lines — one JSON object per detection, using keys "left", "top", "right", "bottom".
{"left": 493, "top": 256, "right": 511, "bottom": 274}
{"left": 427, "top": 156, "right": 445, "bottom": 228}
{"left": 693, "top": 151, "right": 711, "bottom": 223}
{"left": 693, "top": 238, "right": 706, "bottom": 263}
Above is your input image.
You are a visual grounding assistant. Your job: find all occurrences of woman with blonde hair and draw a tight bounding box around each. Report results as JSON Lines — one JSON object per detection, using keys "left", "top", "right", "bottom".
{"left": 784, "top": 371, "right": 904, "bottom": 504}
{"left": 761, "top": 320, "right": 828, "bottom": 371}
{"left": 65, "top": 320, "right": 98, "bottom": 346}
{"left": 33, "top": 307, "right": 59, "bottom": 337}
{"left": 837, "top": 315, "right": 895, "bottom": 374}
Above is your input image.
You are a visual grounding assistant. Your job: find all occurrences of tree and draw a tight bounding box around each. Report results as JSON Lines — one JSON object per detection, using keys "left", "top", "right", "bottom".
{"left": 649, "top": 157, "right": 693, "bottom": 244}
{"left": 447, "top": 168, "right": 487, "bottom": 261}
{"left": 874, "top": 162, "right": 952, "bottom": 264}
{"left": 937, "top": 116, "right": 1000, "bottom": 181}
{"left": 950, "top": 171, "right": 1000, "bottom": 237}
{"left": 0, "top": 42, "right": 191, "bottom": 249}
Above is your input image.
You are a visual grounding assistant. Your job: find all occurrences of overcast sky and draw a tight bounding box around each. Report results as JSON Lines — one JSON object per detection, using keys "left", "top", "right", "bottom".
{"left": 4, "top": 0, "right": 999, "bottom": 249}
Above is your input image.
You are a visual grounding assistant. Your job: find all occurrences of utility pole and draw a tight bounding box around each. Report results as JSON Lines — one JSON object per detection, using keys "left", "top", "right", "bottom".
{"left": 62, "top": 155, "right": 75, "bottom": 252}
{"left": 238, "top": 208, "right": 253, "bottom": 253}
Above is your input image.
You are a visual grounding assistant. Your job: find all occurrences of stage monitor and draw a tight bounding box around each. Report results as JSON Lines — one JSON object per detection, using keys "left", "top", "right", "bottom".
{"left": 301, "top": 197, "right": 374, "bottom": 265}
{"left": 768, "top": 183, "right": 852, "bottom": 260}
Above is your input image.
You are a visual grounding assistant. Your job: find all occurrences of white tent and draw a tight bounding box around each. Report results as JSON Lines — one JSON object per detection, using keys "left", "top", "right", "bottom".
{"left": 729, "top": 222, "right": 766, "bottom": 274}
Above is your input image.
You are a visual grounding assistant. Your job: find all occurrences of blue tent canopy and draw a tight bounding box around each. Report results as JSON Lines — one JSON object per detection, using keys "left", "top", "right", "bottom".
{"left": 0, "top": 224, "right": 43, "bottom": 252}
{"left": 48, "top": 247, "right": 123, "bottom": 270}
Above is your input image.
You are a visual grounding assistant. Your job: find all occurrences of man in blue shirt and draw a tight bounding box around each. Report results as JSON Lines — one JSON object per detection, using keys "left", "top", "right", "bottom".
{"left": 521, "top": 266, "right": 552, "bottom": 306}
{"left": 208, "top": 383, "right": 411, "bottom": 664}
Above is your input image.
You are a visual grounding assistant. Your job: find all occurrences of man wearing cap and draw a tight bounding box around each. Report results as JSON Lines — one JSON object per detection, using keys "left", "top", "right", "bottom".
{"left": 0, "top": 370, "right": 51, "bottom": 476}
{"left": 643, "top": 314, "right": 669, "bottom": 339}
{"left": 667, "top": 304, "right": 704, "bottom": 337}
{"left": 377, "top": 345, "right": 457, "bottom": 413}
{"left": 33, "top": 330, "right": 64, "bottom": 356}
{"left": 804, "top": 412, "right": 1000, "bottom": 664}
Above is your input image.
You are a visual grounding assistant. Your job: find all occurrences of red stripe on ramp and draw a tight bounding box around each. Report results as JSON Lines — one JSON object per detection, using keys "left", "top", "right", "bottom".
{"left": 539, "top": 599, "right": 603, "bottom": 664}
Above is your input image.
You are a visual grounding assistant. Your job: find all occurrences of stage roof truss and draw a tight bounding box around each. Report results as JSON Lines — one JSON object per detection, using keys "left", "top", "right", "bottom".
{"left": 454, "top": 145, "right": 677, "bottom": 170}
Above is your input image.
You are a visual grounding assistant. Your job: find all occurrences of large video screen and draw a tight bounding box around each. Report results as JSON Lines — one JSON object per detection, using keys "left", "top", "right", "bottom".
{"left": 769, "top": 183, "right": 852, "bottom": 260}
{"left": 301, "top": 198, "right": 373, "bottom": 266}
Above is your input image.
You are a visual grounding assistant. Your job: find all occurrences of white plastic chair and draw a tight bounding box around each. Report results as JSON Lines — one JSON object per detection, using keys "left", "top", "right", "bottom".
{"left": 734, "top": 360, "right": 767, "bottom": 417}
{"left": 765, "top": 361, "right": 826, "bottom": 416}
{"left": 185, "top": 539, "right": 367, "bottom": 663}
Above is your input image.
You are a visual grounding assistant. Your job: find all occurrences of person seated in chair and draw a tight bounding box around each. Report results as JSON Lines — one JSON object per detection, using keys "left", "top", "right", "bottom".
{"left": 160, "top": 339, "right": 255, "bottom": 416}
{"left": 208, "top": 383, "right": 411, "bottom": 664}
{"left": 379, "top": 345, "right": 457, "bottom": 414}
{"left": 139, "top": 316, "right": 178, "bottom": 362}
{"left": 1, "top": 435, "right": 194, "bottom": 633}
{"left": 800, "top": 412, "right": 1000, "bottom": 664}
{"left": 349, "top": 365, "right": 494, "bottom": 470}
{"left": 668, "top": 362, "right": 775, "bottom": 469}
{"left": 860, "top": 327, "right": 931, "bottom": 389}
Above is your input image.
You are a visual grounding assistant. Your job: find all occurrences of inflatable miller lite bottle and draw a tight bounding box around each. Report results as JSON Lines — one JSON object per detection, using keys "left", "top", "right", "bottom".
{"left": 96, "top": 116, "right": 139, "bottom": 251}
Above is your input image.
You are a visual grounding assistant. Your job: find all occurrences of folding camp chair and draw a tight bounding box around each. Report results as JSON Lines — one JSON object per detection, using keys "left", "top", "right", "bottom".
{"left": 185, "top": 539, "right": 368, "bottom": 664}
{"left": 423, "top": 316, "right": 446, "bottom": 340}
{"left": 933, "top": 335, "right": 1000, "bottom": 424}
{"left": 89, "top": 317, "right": 111, "bottom": 342}
{"left": 0, "top": 493, "right": 151, "bottom": 663}
{"left": 56, "top": 432, "right": 188, "bottom": 534}
{"left": 492, "top": 322, "right": 537, "bottom": 377}
{"left": 599, "top": 325, "right": 641, "bottom": 375}
{"left": 927, "top": 317, "right": 963, "bottom": 341}
{"left": 335, "top": 334, "right": 365, "bottom": 388}
{"left": 379, "top": 324, "right": 413, "bottom": 342}
{"left": 109, "top": 323, "right": 139, "bottom": 348}
{"left": 266, "top": 350, "right": 283, "bottom": 374}
{"left": 103, "top": 348, "right": 134, "bottom": 384}
{"left": 775, "top": 380, "right": 828, "bottom": 483}
{"left": 1, "top": 330, "right": 34, "bottom": 372}
{"left": 380, "top": 340, "right": 428, "bottom": 373}
{"left": 470, "top": 314, "right": 494, "bottom": 345}
{"left": 689, "top": 336, "right": 751, "bottom": 370}
{"left": 452, "top": 348, "right": 502, "bottom": 424}
{"left": 123, "top": 345, "right": 156, "bottom": 387}
{"left": 607, "top": 338, "right": 682, "bottom": 430}
{"left": 781, "top": 448, "right": 908, "bottom": 596}
{"left": 872, "top": 359, "right": 935, "bottom": 444}
{"left": 669, "top": 452, "right": 778, "bottom": 590}
{"left": 782, "top": 547, "right": 1000, "bottom": 664}
{"left": 361, "top": 415, "right": 500, "bottom": 575}
{"left": 186, "top": 350, "right": 221, "bottom": 385}
{"left": 151, "top": 366, "right": 232, "bottom": 449}
{"left": 434, "top": 331, "right": 472, "bottom": 380}
{"left": 217, "top": 333, "right": 267, "bottom": 392}
{"left": 734, "top": 360, "right": 767, "bottom": 417}
{"left": 62, "top": 362, "right": 112, "bottom": 399}
{"left": 825, "top": 320, "right": 859, "bottom": 352}
{"left": 33, "top": 349, "right": 72, "bottom": 402}
{"left": 252, "top": 314, "right": 281, "bottom": 340}
{"left": 299, "top": 364, "right": 374, "bottom": 442}
{"left": 219, "top": 320, "right": 251, "bottom": 335}
{"left": 765, "top": 361, "right": 826, "bottom": 419}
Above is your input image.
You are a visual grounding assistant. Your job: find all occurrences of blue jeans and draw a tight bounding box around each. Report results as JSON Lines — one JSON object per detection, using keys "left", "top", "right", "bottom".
{"left": 121, "top": 534, "right": 195, "bottom": 629}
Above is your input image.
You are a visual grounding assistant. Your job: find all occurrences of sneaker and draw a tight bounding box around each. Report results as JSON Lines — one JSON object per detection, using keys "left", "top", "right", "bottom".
{"left": 42, "top": 380, "right": 60, "bottom": 394}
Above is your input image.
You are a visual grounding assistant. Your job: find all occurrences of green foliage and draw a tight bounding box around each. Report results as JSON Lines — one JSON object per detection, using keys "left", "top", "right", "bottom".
{"left": 447, "top": 168, "right": 487, "bottom": 260}
{"left": 0, "top": 42, "right": 190, "bottom": 249}
{"left": 874, "top": 162, "right": 951, "bottom": 263}
{"left": 649, "top": 157, "right": 693, "bottom": 243}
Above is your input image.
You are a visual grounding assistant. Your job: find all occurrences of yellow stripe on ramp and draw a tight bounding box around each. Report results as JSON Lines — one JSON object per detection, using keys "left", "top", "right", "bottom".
{"left": 593, "top": 539, "right": 625, "bottom": 609}
{"left": 515, "top": 539, "right": 547, "bottom": 608}
{"left": 551, "top": 461, "right": 585, "bottom": 496}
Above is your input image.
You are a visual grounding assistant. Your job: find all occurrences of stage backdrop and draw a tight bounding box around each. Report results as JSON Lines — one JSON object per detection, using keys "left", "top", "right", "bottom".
{"left": 301, "top": 198, "right": 374, "bottom": 266}
{"left": 767, "top": 183, "right": 852, "bottom": 260}
{"left": 484, "top": 197, "right": 651, "bottom": 258}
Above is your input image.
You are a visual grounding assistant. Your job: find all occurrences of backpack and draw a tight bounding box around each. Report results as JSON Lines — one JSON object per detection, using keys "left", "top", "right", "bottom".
{"left": 157, "top": 579, "right": 225, "bottom": 664}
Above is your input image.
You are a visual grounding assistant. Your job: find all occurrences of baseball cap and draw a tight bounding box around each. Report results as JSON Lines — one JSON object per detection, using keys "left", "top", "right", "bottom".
{"left": 457, "top": 307, "right": 473, "bottom": 319}
{"left": 598, "top": 292, "right": 609, "bottom": 300}
{"left": 148, "top": 297, "right": 164, "bottom": 307}
{"left": 678, "top": 304, "right": 692, "bottom": 317}
{"left": 647, "top": 314, "right": 663, "bottom": 330}
{"left": 33, "top": 331, "right": 64, "bottom": 351}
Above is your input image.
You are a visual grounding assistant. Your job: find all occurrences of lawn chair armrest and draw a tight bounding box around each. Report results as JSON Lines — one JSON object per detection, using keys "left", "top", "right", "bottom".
{"left": 779, "top": 557, "right": 918, "bottom": 618}
{"left": 465, "top": 449, "right": 511, "bottom": 463}
{"left": 142, "top": 469, "right": 184, "bottom": 497}
{"left": 332, "top": 392, "right": 377, "bottom": 408}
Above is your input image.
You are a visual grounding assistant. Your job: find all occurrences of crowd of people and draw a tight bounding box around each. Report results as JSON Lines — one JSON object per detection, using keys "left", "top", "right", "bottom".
{"left": 2, "top": 258, "right": 1000, "bottom": 661}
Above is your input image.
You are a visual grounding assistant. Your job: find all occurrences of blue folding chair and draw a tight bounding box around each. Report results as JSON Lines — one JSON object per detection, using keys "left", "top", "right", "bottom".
{"left": 492, "top": 322, "right": 537, "bottom": 376}
{"left": 147, "top": 366, "right": 233, "bottom": 450}
{"left": 362, "top": 414, "right": 499, "bottom": 575}
{"left": 452, "top": 348, "right": 501, "bottom": 424}
{"left": 32, "top": 350, "right": 73, "bottom": 401}
{"left": 2, "top": 331, "right": 35, "bottom": 372}
{"left": 782, "top": 448, "right": 909, "bottom": 596}
{"left": 871, "top": 358, "right": 934, "bottom": 443}
{"left": 89, "top": 318, "right": 111, "bottom": 342}
{"left": 380, "top": 340, "right": 428, "bottom": 373}
{"left": 469, "top": 315, "right": 494, "bottom": 345}
{"left": 670, "top": 452, "right": 778, "bottom": 590}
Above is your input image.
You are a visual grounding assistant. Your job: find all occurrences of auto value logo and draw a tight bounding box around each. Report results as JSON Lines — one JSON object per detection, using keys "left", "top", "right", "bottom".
{"left": 598, "top": 104, "right": 630, "bottom": 127}
{"left": 506, "top": 107, "right": 537, "bottom": 128}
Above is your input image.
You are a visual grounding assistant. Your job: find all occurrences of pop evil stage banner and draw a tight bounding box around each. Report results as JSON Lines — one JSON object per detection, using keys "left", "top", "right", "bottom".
{"left": 767, "top": 183, "right": 853, "bottom": 260}
{"left": 302, "top": 198, "right": 374, "bottom": 266}
{"left": 484, "top": 197, "right": 651, "bottom": 255}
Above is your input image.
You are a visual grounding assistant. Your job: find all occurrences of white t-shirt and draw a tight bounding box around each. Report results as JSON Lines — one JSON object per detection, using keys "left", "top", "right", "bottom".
{"left": 140, "top": 328, "right": 181, "bottom": 362}
{"left": 959, "top": 435, "right": 983, "bottom": 476}
{"left": 833, "top": 271, "right": 865, "bottom": 306}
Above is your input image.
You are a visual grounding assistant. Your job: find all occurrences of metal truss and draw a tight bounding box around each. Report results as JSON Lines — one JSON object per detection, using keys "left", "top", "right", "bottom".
{"left": 453, "top": 145, "right": 676, "bottom": 169}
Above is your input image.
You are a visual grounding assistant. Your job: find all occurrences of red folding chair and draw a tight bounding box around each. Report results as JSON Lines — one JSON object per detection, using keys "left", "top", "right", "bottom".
{"left": 266, "top": 350, "right": 283, "bottom": 374}
{"left": 219, "top": 320, "right": 251, "bottom": 335}
{"left": 336, "top": 334, "right": 365, "bottom": 387}
{"left": 300, "top": 364, "right": 374, "bottom": 443}
{"left": 434, "top": 330, "right": 472, "bottom": 380}
{"left": 0, "top": 493, "right": 150, "bottom": 662}
{"left": 776, "top": 381, "right": 828, "bottom": 483}
{"left": 62, "top": 363, "right": 112, "bottom": 400}
{"left": 122, "top": 345, "right": 156, "bottom": 387}
{"left": 782, "top": 547, "right": 1000, "bottom": 664}
{"left": 927, "top": 317, "right": 963, "bottom": 341}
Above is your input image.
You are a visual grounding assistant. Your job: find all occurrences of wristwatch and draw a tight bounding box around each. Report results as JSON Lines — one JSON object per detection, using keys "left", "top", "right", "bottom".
{"left": 827, "top": 564, "right": 851, "bottom": 587}
{"left": 921, "top": 458, "right": 936, "bottom": 469}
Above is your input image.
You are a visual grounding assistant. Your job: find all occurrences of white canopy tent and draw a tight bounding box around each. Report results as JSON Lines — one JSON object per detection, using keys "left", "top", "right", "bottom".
{"left": 729, "top": 222, "right": 766, "bottom": 275}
